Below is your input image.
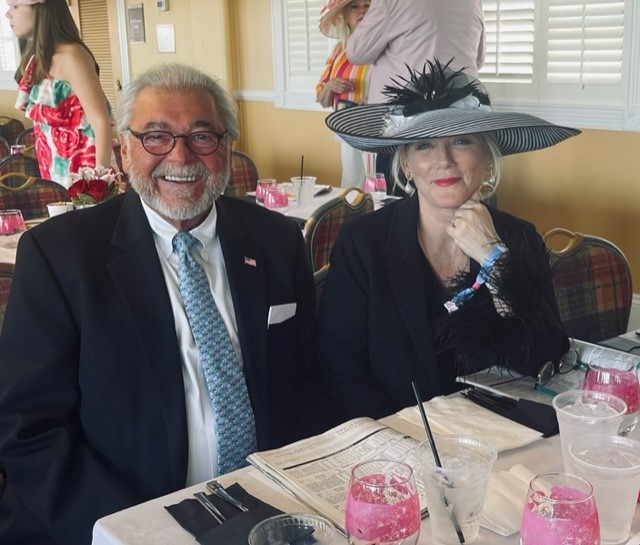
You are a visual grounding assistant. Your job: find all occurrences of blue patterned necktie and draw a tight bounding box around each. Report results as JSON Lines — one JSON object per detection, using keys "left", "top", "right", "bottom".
{"left": 172, "top": 232, "right": 257, "bottom": 474}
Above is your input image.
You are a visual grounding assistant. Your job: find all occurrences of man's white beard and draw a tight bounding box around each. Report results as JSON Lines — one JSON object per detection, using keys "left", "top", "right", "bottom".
{"left": 128, "top": 161, "right": 230, "bottom": 221}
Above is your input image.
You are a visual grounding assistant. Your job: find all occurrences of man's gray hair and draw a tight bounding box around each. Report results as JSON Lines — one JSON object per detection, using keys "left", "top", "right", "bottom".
{"left": 117, "top": 63, "right": 240, "bottom": 141}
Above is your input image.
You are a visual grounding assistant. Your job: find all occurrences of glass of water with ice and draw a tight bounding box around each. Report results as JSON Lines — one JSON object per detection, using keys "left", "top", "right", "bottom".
{"left": 415, "top": 435, "right": 496, "bottom": 545}
{"left": 552, "top": 390, "right": 626, "bottom": 472}
{"left": 569, "top": 434, "right": 640, "bottom": 545}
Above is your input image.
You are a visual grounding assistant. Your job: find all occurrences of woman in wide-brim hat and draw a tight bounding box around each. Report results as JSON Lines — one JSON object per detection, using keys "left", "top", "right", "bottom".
{"left": 316, "top": 0, "right": 371, "bottom": 187}
{"left": 318, "top": 59, "right": 576, "bottom": 420}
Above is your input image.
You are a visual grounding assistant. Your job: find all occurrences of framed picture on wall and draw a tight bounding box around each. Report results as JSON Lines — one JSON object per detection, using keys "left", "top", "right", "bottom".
{"left": 156, "top": 24, "right": 176, "bottom": 53}
{"left": 127, "top": 4, "right": 145, "bottom": 43}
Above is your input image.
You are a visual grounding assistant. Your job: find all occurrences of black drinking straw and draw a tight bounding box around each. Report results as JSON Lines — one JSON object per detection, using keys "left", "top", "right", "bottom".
{"left": 411, "top": 381, "right": 465, "bottom": 544}
{"left": 300, "top": 155, "right": 304, "bottom": 180}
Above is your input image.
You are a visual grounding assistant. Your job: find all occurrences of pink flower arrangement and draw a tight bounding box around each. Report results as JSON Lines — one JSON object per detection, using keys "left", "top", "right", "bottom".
{"left": 67, "top": 166, "right": 119, "bottom": 206}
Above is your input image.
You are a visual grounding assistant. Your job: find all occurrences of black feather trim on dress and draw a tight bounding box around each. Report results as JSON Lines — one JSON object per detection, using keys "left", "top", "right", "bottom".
{"left": 433, "top": 225, "right": 567, "bottom": 379}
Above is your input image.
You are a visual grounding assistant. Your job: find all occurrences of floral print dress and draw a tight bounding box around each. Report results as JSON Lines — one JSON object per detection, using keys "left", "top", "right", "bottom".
{"left": 15, "top": 55, "right": 117, "bottom": 189}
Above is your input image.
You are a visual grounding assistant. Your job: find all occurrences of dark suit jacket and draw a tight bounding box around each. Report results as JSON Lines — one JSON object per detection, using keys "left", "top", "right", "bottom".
{"left": 318, "top": 196, "right": 569, "bottom": 420}
{"left": 0, "top": 193, "right": 333, "bottom": 545}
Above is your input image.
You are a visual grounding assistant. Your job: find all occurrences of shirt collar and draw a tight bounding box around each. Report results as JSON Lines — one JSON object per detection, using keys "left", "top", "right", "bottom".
{"left": 140, "top": 199, "right": 219, "bottom": 261}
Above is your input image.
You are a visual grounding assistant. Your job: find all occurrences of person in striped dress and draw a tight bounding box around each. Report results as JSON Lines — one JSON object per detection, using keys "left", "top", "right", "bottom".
{"left": 316, "top": 0, "right": 371, "bottom": 187}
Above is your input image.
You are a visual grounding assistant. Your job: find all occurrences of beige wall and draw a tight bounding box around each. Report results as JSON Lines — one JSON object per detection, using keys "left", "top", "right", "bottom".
{"left": 1, "top": 0, "right": 637, "bottom": 288}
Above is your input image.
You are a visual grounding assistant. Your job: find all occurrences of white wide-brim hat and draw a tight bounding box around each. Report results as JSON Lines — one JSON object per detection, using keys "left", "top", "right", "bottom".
{"left": 319, "top": 0, "right": 350, "bottom": 39}
{"left": 326, "top": 61, "right": 581, "bottom": 155}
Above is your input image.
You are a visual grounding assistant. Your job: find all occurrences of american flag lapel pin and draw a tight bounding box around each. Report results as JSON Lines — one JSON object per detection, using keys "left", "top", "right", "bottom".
{"left": 244, "top": 256, "right": 257, "bottom": 267}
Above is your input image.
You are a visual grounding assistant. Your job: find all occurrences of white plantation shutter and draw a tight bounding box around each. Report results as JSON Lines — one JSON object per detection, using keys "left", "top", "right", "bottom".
{"left": 545, "top": 0, "right": 625, "bottom": 86}
{"left": 271, "top": 0, "right": 640, "bottom": 130}
{"left": 0, "top": 16, "right": 18, "bottom": 90}
{"left": 273, "top": 0, "right": 330, "bottom": 109}
{"left": 480, "top": 0, "right": 535, "bottom": 83}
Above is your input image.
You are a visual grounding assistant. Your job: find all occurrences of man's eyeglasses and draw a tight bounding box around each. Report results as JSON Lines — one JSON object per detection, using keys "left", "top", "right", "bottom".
{"left": 128, "top": 128, "right": 227, "bottom": 156}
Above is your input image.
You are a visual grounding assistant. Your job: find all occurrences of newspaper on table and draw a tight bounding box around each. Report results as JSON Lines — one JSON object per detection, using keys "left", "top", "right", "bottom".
{"left": 458, "top": 338, "right": 640, "bottom": 405}
{"left": 247, "top": 417, "right": 427, "bottom": 535}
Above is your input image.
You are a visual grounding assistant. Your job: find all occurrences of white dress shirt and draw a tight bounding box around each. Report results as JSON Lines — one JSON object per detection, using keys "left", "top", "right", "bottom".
{"left": 140, "top": 200, "right": 243, "bottom": 485}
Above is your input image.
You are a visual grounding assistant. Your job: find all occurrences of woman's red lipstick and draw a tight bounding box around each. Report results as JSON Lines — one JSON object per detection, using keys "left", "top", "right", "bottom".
{"left": 433, "top": 177, "right": 459, "bottom": 187}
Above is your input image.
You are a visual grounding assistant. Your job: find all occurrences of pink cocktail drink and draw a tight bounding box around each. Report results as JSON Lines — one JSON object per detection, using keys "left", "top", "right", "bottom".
{"left": 255, "top": 179, "right": 277, "bottom": 203}
{"left": 0, "top": 210, "right": 25, "bottom": 235}
{"left": 521, "top": 485, "right": 600, "bottom": 545}
{"left": 263, "top": 187, "right": 289, "bottom": 212}
{"left": 345, "top": 462, "right": 420, "bottom": 545}
{"left": 583, "top": 359, "right": 640, "bottom": 435}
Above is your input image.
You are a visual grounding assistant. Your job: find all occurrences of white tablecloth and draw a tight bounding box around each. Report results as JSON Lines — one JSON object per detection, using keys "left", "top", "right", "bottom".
{"left": 0, "top": 233, "right": 21, "bottom": 266}
{"left": 273, "top": 186, "right": 391, "bottom": 222}
{"left": 92, "top": 413, "right": 640, "bottom": 545}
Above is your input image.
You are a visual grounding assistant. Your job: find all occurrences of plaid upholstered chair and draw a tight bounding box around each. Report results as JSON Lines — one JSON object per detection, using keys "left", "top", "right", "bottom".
{"left": 0, "top": 175, "right": 69, "bottom": 220}
{"left": 313, "top": 264, "right": 330, "bottom": 308}
{"left": 0, "top": 117, "right": 25, "bottom": 146}
{"left": 15, "top": 127, "right": 35, "bottom": 149}
{"left": 544, "top": 227, "right": 633, "bottom": 343}
{"left": 0, "top": 262, "right": 13, "bottom": 333}
{"left": 0, "top": 136, "right": 10, "bottom": 159}
{"left": 224, "top": 150, "right": 259, "bottom": 197}
{"left": 303, "top": 187, "right": 374, "bottom": 271}
{"left": 0, "top": 150, "right": 41, "bottom": 178}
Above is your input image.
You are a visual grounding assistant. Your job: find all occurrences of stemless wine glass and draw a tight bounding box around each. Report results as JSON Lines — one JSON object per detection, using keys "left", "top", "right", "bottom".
{"left": 520, "top": 472, "right": 600, "bottom": 545}
{"left": 345, "top": 459, "right": 420, "bottom": 545}
{"left": 255, "top": 178, "right": 277, "bottom": 204}
{"left": 363, "top": 174, "right": 377, "bottom": 195}
{"left": 0, "top": 209, "right": 25, "bottom": 235}
{"left": 374, "top": 172, "right": 388, "bottom": 200}
{"left": 582, "top": 357, "right": 640, "bottom": 435}
{"left": 263, "top": 187, "right": 289, "bottom": 213}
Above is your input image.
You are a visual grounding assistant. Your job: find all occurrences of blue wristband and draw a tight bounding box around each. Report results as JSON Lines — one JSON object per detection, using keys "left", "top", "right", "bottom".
{"left": 444, "top": 244, "right": 507, "bottom": 313}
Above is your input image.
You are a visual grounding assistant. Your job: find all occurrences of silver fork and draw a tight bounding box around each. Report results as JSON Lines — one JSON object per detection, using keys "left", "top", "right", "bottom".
{"left": 206, "top": 480, "right": 249, "bottom": 512}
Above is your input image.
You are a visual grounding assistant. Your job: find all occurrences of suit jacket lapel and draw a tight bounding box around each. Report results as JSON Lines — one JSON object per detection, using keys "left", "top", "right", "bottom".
{"left": 215, "top": 199, "right": 270, "bottom": 447}
{"left": 385, "top": 198, "right": 442, "bottom": 386}
{"left": 106, "top": 193, "right": 187, "bottom": 486}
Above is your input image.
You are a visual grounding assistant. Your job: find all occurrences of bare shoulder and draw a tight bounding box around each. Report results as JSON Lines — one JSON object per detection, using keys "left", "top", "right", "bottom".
{"left": 50, "top": 43, "right": 96, "bottom": 80}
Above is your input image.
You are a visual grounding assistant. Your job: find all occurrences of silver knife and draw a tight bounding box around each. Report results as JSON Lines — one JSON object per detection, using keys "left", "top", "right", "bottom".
{"left": 206, "top": 480, "right": 249, "bottom": 512}
{"left": 193, "top": 492, "right": 226, "bottom": 524}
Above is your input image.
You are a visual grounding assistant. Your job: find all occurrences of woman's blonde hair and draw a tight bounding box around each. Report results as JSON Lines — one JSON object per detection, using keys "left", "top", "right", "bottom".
{"left": 16, "top": 0, "right": 98, "bottom": 84}
{"left": 390, "top": 132, "right": 503, "bottom": 197}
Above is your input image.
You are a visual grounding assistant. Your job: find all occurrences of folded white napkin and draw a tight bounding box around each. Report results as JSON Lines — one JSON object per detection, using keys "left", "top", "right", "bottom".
{"left": 397, "top": 395, "right": 543, "bottom": 453}
{"left": 480, "top": 464, "right": 535, "bottom": 536}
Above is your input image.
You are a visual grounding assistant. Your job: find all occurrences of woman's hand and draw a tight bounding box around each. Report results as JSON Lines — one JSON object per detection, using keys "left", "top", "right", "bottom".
{"left": 446, "top": 199, "right": 503, "bottom": 264}
{"left": 317, "top": 77, "right": 354, "bottom": 108}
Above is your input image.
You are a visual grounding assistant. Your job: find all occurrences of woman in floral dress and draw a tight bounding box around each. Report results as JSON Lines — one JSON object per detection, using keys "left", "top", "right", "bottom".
{"left": 7, "top": 0, "right": 117, "bottom": 189}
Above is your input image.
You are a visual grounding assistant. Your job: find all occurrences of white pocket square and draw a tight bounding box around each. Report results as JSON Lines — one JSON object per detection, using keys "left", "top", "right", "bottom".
{"left": 267, "top": 303, "right": 297, "bottom": 327}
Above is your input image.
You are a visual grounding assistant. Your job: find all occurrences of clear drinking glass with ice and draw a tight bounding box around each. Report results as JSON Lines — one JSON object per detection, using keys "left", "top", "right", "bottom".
{"left": 415, "top": 435, "right": 496, "bottom": 545}
{"left": 569, "top": 433, "right": 640, "bottom": 545}
{"left": 552, "top": 389, "right": 626, "bottom": 472}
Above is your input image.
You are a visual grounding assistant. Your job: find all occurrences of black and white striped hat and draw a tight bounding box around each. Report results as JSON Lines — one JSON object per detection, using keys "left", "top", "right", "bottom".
{"left": 325, "top": 61, "right": 580, "bottom": 155}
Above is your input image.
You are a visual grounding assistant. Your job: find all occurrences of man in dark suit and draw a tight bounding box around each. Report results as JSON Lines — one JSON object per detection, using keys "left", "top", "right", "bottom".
{"left": 0, "top": 63, "right": 334, "bottom": 545}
